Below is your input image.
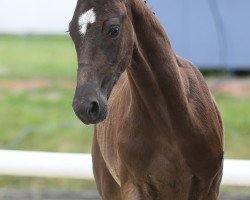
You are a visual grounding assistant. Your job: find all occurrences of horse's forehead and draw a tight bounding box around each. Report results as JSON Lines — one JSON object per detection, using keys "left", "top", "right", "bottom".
{"left": 78, "top": 8, "right": 96, "bottom": 35}
{"left": 77, "top": 0, "right": 123, "bottom": 13}
{"left": 75, "top": 0, "right": 126, "bottom": 35}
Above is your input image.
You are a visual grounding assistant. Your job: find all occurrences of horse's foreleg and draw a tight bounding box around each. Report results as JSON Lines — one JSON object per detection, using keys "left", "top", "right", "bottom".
{"left": 120, "top": 178, "right": 160, "bottom": 200}
{"left": 120, "top": 182, "right": 141, "bottom": 200}
{"left": 92, "top": 130, "right": 122, "bottom": 200}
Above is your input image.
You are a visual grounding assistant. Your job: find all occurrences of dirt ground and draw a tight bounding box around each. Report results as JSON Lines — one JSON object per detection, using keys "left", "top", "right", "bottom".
{"left": 0, "top": 190, "right": 101, "bottom": 200}
{"left": 0, "top": 189, "right": 250, "bottom": 200}
{"left": 1, "top": 77, "right": 250, "bottom": 96}
{"left": 206, "top": 77, "right": 250, "bottom": 96}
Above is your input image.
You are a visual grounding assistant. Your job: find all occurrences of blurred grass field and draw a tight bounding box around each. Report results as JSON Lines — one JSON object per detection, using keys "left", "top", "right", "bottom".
{"left": 0, "top": 35, "right": 250, "bottom": 189}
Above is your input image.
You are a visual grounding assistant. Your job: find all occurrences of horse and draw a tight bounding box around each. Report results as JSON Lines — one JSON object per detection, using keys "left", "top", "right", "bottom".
{"left": 69, "top": 0, "right": 224, "bottom": 199}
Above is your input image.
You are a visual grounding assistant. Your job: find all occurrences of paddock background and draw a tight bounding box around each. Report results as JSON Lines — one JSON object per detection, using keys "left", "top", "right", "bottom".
{"left": 1, "top": 0, "right": 250, "bottom": 70}
{"left": 0, "top": 0, "right": 250, "bottom": 199}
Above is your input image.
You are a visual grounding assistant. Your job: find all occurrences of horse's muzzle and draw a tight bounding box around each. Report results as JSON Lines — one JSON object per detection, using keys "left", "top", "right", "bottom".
{"left": 72, "top": 97, "right": 107, "bottom": 124}
{"left": 72, "top": 85, "right": 108, "bottom": 124}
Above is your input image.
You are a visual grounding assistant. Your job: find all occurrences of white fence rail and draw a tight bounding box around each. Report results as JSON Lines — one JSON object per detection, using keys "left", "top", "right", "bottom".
{"left": 0, "top": 150, "right": 93, "bottom": 180}
{"left": 0, "top": 150, "right": 250, "bottom": 187}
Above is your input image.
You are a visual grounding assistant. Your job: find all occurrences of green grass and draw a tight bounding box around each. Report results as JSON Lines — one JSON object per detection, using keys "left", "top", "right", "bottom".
{"left": 214, "top": 93, "right": 250, "bottom": 159}
{"left": 0, "top": 35, "right": 250, "bottom": 190}
{"left": 0, "top": 88, "right": 93, "bottom": 152}
{"left": 0, "top": 35, "right": 77, "bottom": 80}
{"left": 0, "top": 35, "right": 96, "bottom": 189}
{"left": 0, "top": 35, "right": 92, "bottom": 153}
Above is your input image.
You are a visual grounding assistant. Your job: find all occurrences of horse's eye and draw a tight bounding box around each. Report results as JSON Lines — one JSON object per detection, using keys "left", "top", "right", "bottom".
{"left": 108, "top": 25, "right": 120, "bottom": 38}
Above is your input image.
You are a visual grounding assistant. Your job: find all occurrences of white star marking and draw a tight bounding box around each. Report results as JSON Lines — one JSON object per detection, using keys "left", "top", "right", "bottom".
{"left": 78, "top": 8, "right": 96, "bottom": 35}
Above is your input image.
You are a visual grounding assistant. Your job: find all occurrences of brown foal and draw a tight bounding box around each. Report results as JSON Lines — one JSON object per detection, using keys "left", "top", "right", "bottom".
{"left": 69, "top": 0, "right": 224, "bottom": 199}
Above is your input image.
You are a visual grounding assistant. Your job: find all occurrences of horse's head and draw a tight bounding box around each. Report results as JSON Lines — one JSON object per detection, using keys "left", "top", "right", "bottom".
{"left": 69, "top": 0, "right": 134, "bottom": 124}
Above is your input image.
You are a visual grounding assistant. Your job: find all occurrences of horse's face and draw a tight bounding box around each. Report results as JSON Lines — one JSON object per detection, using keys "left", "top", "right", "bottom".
{"left": 69, "top": 0, "right": 134, "bottom": 124}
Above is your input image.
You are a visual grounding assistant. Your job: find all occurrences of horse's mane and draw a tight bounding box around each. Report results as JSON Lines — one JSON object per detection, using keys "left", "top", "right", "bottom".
{"left": 129, "top": 0, "right": 168, "bottom": 39}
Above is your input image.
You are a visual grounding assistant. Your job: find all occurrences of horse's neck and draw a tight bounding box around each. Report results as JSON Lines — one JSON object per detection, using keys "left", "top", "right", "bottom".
{"left": 126, "top": 1, "right": 188, "bottom": 123}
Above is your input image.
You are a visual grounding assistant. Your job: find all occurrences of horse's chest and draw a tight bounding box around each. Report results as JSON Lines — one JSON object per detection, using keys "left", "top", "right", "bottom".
{"left": 97, "top": 118, "right": 192, "bottom": 196}
{"left": 118, "top": 130, "right": 157, "bottom": 170}
{"left": 118, "top": 124, "right": 186, "bottom": 173}
{"left": 118, "top": 130, "right": 192, "bottom": 195}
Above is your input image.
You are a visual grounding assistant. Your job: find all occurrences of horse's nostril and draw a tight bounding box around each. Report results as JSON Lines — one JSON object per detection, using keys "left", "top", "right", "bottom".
{"left": 72, "top": 96, "right": 107, "bottom": 124}
{"left": 88, "top": 101, "right": 99, "bottom": 116}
